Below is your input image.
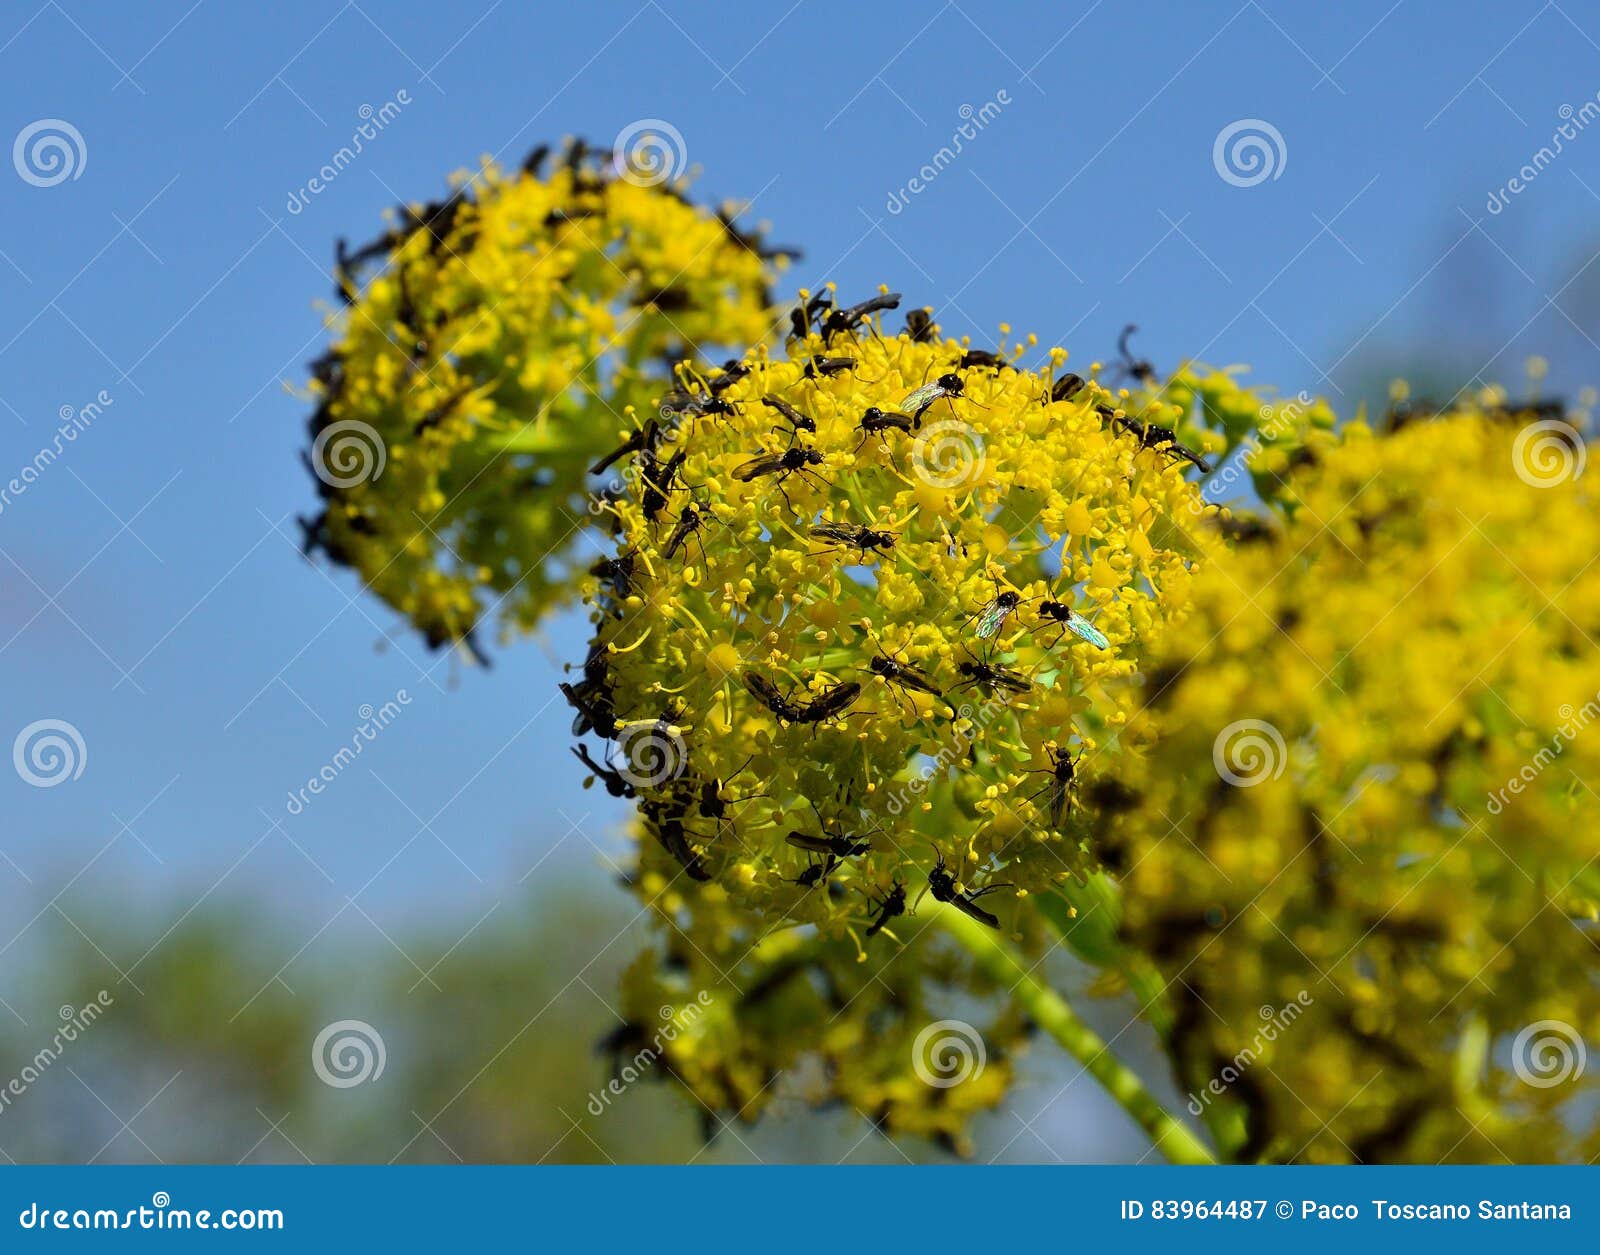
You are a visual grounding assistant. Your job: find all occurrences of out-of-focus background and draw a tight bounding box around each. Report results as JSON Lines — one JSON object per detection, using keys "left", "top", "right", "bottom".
{"left": 2, "top": 0, "right": 1598, "bottom": 1163}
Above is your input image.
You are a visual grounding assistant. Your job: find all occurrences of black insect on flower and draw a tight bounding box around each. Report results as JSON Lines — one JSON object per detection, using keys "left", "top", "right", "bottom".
{"left": 922, "top": 846, "right": 1011, "bottom": 929}
{"left": 762, "top": 394, "right": 815, "bottom": 436}
{"left": 822, "top": 291, "right": 901, "bottom": 338}
{"left": 1026, "top": 743, "right": 1082, "bottom": 829}
{"left": 571, "top": 744, "right": 636, "bottom": 799}
{"left": 863, "top": 879, "right": 907, "bottom": 937}
{"left": 741, "top": 670, "right": 862, "bottom": 726}
{"left": 807, "top": 521, "right": 896, "bottom": 561}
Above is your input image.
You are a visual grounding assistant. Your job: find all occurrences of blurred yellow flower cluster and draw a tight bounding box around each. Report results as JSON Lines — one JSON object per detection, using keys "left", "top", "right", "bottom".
{"left": 572, "top": 292, "right": 1220, "bottom": 948}
{"left": 1108, "top": 402, "right": 1600, "bottom": 1162}
{"left": 301, "top": 140, "right": 789, "bottom": 656}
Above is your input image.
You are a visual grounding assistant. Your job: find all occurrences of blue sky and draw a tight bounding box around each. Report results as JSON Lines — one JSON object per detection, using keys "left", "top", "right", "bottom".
{"left": 3, "top": 0, "right": 1600, "bottom": 980}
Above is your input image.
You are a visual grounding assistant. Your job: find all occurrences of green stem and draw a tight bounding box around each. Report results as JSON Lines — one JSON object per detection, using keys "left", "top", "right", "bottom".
{"left": 932, "top": 901, "right": 1217, "bottom": 1165}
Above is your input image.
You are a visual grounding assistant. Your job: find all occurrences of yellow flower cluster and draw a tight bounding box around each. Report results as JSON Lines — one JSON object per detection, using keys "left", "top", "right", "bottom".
{"left": 574, "top": 292, "right": 1219, "bottom": 946}
{"left": 611, "top": 886, "right": 1034, "bottom": 1154}
{"left": 1108, "top": 404, "right": 1600, "bottom": 1162}
{"left": 301, "top": 141, "right": 788, "bottom": 655}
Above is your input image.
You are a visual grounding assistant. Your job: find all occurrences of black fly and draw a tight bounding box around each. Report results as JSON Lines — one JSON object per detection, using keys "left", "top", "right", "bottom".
{"left": 1027, "top": 744, "right": 1081, "bottom": 829}
{"left": 1103, "top": 406, "right": 1211, "bottom": 473}
{"left": 786, "top": 831, "right": 871, "bottom": 858}
{"left": 954, "top": 653, "right": 1032, "bottom": 697}
{"left": 864, "top": 880, "right": 907, "bottom": 937}
{"left": 808, "top": 521, "right": 896, "bottom": 560}
{"left": 924, "top": 847, "right": 1011, "bottom": 930}
{"left": 571, "top": 744, "right": 636, "bottom": 799}
{"left": 1114, "top": 324, "right": 1158, "bottom": 388}
{"left": 742, "top": 671, "right": 862, "bottom": 726}
{"left": 762, "top": 395, "right": 815, "bottom": 435}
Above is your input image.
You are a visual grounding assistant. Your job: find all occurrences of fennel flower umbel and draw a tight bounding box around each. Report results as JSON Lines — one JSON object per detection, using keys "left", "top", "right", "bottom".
{"left": 572, "top": 290, "right": 1219, "bottom": 945}
{"left": 300, "top": 139, "right": 791, "bottom": 657}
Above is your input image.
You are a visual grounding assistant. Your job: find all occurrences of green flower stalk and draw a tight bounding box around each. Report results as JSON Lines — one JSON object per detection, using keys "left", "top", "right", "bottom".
{"left": 300, "top": 139, "right": 791, "bottom": 656}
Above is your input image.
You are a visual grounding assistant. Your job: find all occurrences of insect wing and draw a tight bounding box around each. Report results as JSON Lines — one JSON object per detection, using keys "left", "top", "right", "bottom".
{"left": 1066, "top": 615, "right": 1111, "bottom": 650}
{"left": 900, "top": 382, "right": 941, "bottom": 414}
{"left": 732, "top": 454, "right": 781, "bottom": 481}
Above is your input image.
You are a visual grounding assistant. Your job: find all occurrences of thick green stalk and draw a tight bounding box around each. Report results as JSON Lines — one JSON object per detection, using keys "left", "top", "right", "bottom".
{"left": 933, "top": 901, "right": 1217, "bottom": 1165}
